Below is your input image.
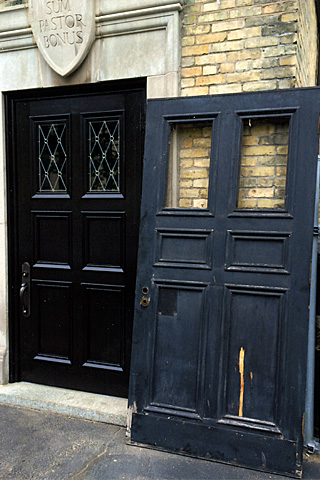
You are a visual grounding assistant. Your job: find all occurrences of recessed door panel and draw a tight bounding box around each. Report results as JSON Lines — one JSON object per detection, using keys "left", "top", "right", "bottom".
{"left": 83, "top": 283, "right": 125, "bottom": 370}
{"left": 33, "top": 281, "right": 72, "bottom": 363}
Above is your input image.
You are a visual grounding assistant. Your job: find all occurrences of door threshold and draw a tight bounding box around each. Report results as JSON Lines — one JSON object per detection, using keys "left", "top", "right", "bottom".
{"left": 0, "top": 382, "right": 127, "bottom": 426}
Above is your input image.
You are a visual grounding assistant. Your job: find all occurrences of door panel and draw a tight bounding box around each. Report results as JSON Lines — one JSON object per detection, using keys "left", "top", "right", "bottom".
{"left": 129, "top": 89, "right": 320, "bottom": 476}
{"left": 8, "top": 84, "right": 145, "bottom": 397}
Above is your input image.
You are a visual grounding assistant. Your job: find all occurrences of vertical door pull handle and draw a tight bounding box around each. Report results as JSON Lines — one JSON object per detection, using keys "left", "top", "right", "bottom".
{"left": 20, "top": 262, "right": 30, "bottom": 317}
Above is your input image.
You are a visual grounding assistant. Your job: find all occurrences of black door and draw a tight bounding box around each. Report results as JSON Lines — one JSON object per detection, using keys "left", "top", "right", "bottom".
{"left": 129, "top": 88, "right": 320, "bottom": 476}
{"left": 8, "top": 82, "right": 145, "bottom": 397}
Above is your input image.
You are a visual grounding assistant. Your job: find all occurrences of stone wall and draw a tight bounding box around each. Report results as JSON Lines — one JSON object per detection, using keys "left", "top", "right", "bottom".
{"left": 0, "top": 0, "right": 26, "bottom": 8}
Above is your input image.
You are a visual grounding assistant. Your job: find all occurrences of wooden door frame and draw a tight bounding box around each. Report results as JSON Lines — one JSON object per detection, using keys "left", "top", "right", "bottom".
{"left": 5, "top": 78, "right": 146, "bottom": 385}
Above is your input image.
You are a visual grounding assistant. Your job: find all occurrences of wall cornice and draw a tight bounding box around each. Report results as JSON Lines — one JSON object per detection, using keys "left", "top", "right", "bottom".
{"left": 0, "top": 0, "right": 184, "bottom": 53}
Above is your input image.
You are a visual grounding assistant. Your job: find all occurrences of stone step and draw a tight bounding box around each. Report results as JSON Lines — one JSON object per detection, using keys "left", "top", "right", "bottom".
{"left": 0, "top": 382, "right": 127, "bottom": 426}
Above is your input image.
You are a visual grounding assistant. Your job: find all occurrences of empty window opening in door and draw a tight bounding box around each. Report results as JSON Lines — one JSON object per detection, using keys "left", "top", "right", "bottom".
{"left": 237, "top": 116, "right": 290, "bottom": 210}
{"left": 166, "top": 122, "right": 212, "bottom": 209}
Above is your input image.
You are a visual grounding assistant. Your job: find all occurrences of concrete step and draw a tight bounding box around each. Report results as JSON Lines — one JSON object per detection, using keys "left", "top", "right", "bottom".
{"left": 0, "top": 382, "right": 127, "bottom": 426}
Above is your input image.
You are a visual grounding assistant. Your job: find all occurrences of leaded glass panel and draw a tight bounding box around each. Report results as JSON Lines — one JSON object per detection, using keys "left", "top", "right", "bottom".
{"left": 89, "top": 120, "right": 120, "bottom": 193}
{"left": 38, "top": 123, "right": 67, "bottom": 193}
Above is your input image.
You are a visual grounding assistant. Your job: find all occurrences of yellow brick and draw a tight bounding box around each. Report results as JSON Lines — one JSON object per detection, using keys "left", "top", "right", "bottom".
{"left": 229, "top": 6, "right": 262, "bottom": 18}
{"left": 179, "top": 199, "right": 193, "bottom": 208}
{"left": 181, "top": 78, "right": 195, "bottom": 89}
{"left": 193, "top": 179, "right": 209, "bottom": 188}
{"left": 211, "top": 40, "right": 244, "bottom": 53}
{"left": 195, "top": 53, "right": 227, "bottom": 65}
{"left": 180, "top": 188, "right": 200, "bottom": 198}
{"left": 256, "top": 178, "right": 274, "bottom": 187}
{"left": 238, "top": 199, "right": 257, "bottom": 208}
{"left": 180, "top": 180, "right": 193, "bottom": 188}
{"left": 181, "top": 168, "right": 209, "bottom": 179}
{"left": 196, "top": 74, "right": 227, "bottom": 86}
{"left": 180, "top": 148, "right": 209, "bottom": 158}
{"left": 193, "top": 137, "right": 212, "bottom": 148}
{"left": 193, "top": 199, "right": 208, "bottom": 208}
{"left": 243, "top": 80, "right": 277, "bottom": 92}
{"left": 202, "top": 2, "right": 220, "bottom": 12}
{"left": 182, "top": 37, "right": 195, "bottom": 47}
{"left": 275, "top": 187, "right": 286, "bottom": 197}
{"left": 240, "top": 157, "right": 257, "bottom": 166}
{"left": 192, "top": 25, "right": 211, "bottom": 35}
{"left": 235, "top": 60, "right": 253, "bottom": 71}
{"left": 248, "top": 188, "right": 274, "bottom": 198}
{"left": 182, "top": 15, "right": 197, "bottom": 26}
{"left": 181, "top": 159, "right": 193, "bottom": 168}
{"left": 242, "top": 145, "right": 276, "bottom": 156}
{"left": 245, "top": 37, "right": 278, "bottom": 49}
{"left": 182, "top": 56, "right": 195, "bottom": 68}
{"left": 185, "top": 4, "right": 201, "bottom": 13}
{"left": 210, "top": 19, "right": 246, "bottom": 33}
{"left": 196, "top": 32, "right": 227, "bottom": 44}
{"left": 247, "top": 123, "right": 275, "bottom": 135}
{"left": 241, "top": 167, "right": 275, "bottom": 177}
{"left": 274, "top": 178, "right": 287, "bottom": 187}
{"left": 203, "top": 65, "right": 219, "bottom": 75}
{"left": 276, "top": 167, "right": 287, "bottom": 176}
{"left": 181, "top": 67, "right": 203, "bottom": 78}
{"left": 194, "top": 158, "right": 211, "bottom": 167}
{"left": 236, "top": 0, "right": 253, "bottom": 5}
{"left": 277, "top": 146, "right": 288, "bottom": 155}
{"left": 227, "top": 26, "right": 260, "bottom": 41}
{"left": 182, "top": 45, "right": 210, "bottom": 57}
{"left": 281, "top": 13, "right": 298, "bottom": 22}
{"left": 209, "top": 84, "right": 242, "bottom": 94}
{"left": 203, "top": 0, "right": 235, "bottom": 11}
{"left": 227, "top": 71, "right": 260, "bottom": 83}
{"left": 220, "top": 63, "right": 235, "bottom": 73}
{"left": 181, "top": 138, "right": 193, "bottom": 148}
{"left": 200, "top": 189, "right": 208, "bottom": 198}
{"left": 242, "top": 136, "right": 259, "bottom": 146}
{"left": 279, "top": 56, "right": 296, "bottom": 66}
{"left": 263, "top": 4, "right": 283, "bottom": 14}
{"left": 257, "top": 199, "right": 285, "bottom": 208}
{"left": 227, "top": 49, "right": 260, "bottom": 61}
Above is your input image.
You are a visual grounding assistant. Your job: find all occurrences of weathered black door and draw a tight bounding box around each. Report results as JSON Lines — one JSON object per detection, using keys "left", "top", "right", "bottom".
{"left": 8, "top": 83, "right": 145, "bottom": 397}
{"left": 129, "top": 88, "right": 320, "bottom": 476}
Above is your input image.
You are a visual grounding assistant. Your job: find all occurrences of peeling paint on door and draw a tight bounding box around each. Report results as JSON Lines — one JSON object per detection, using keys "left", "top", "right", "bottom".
{"left": 239, "top": 347, "right": 245, "bottom": 417}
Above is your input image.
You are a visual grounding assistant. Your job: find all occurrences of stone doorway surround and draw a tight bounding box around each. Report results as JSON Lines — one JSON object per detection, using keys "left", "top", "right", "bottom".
{"left": 0, "top": 0, "right": 184, "bottom": 386}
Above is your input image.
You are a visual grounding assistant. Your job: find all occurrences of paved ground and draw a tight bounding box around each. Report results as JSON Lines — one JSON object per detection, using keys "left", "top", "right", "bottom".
{"left": 0, "top": 404, "right": 320, "bottom": 480}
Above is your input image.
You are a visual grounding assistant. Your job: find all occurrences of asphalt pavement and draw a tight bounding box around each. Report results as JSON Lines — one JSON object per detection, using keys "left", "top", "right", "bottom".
{"left": 0, "top": 403, "right": 320, "bottom": 480}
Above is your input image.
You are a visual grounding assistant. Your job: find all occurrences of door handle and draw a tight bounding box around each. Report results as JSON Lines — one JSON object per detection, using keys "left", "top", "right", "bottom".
{"left": 20, "top": 283, "right": 28, "bottom": 315}
{"left": 20, "top": 262, "right": 30, "bottom": 317}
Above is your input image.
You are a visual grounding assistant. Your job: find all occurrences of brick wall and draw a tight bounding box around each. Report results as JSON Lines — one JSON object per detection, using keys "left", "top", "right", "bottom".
{"left": 166, "top": 123, "right": 211, "bottom": 209}
{"left": 296, "top": 0, "right": 318, "bottom": 87}
{"left": 181, "top": 0, "right": 301, "bottom": 96}
{"left": 238, "top": 117, "right": 289, "bottom": 209}
{"left": 180, "top": 0, "right": 318, "bottom": 210}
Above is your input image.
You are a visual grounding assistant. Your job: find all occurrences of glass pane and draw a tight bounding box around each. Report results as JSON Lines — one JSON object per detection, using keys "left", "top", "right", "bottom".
{"left": 238, "top": 117, "right": 290, "bottom": 209}
{"left": 38, "top": 123, "right": 67, "bottom": 193}
{"left": 89, "top": 120, "right": 120, "bottom": 193}
{"left": 166, "top": 122, "right": 212, "bottom": 209}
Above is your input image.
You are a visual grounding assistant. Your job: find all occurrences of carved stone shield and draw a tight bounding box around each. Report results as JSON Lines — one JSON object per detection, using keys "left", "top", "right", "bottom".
{"left": 29, "top": 0, "right": 95, "bottom": 77}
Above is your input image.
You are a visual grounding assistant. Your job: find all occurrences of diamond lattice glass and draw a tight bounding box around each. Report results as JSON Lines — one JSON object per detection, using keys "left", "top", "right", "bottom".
{"left": 89, "top": 120, "right": 120, "bottom": 193}
{"left": 38, "top": 123, "right": 67, "bottom": 193}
